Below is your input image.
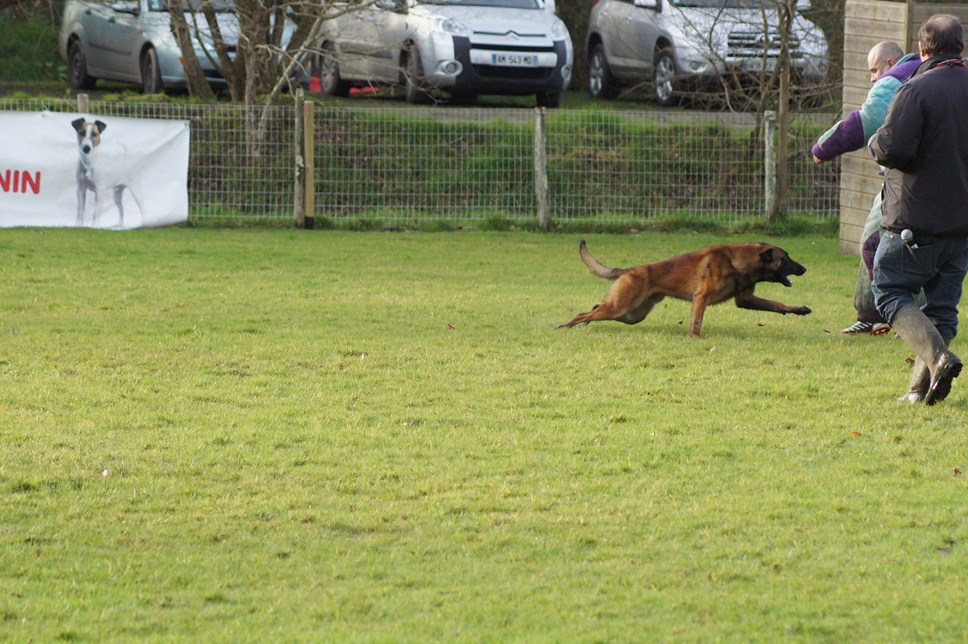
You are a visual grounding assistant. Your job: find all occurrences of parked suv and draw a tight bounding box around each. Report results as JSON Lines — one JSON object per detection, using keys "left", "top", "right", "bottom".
{"left": 59, "top": 0, "right": 239, "bottom": 93}
{"left": 314, "top": 0, "right": 573, "bottom": 107}
{"left": 585, "top": 0, "right": 828, "bottom": 106}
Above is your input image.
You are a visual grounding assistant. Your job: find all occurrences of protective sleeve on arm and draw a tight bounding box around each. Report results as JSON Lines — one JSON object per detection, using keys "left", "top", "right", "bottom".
{"left": 812, "top": 111, "right": 864, "bottom": 161}
{"left": 811, "top": 76, "right": 902, "bottom": 161}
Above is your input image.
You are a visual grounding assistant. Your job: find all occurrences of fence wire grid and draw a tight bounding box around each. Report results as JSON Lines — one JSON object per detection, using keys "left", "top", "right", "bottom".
{"left": 2, "top": 99, "right": 841, "bottom": 226}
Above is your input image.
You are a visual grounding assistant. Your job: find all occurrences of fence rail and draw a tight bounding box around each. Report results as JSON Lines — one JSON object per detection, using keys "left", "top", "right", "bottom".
{"left": 1, "top": 97, "right": 841, "bottom": 227}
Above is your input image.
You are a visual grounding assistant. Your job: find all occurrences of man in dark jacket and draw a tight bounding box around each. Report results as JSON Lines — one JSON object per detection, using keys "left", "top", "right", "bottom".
{"left": 869, "top": 13, "right": 968, "bottom": 405}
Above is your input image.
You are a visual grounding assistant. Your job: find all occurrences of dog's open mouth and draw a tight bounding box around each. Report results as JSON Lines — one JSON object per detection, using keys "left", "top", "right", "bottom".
{"left": 778, "top": 259, "right": 807, "bottom": 287}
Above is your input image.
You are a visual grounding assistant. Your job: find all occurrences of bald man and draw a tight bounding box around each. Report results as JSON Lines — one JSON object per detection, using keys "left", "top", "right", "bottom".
{"left": 813, "top": 41, "right": 920, "bottom": 335}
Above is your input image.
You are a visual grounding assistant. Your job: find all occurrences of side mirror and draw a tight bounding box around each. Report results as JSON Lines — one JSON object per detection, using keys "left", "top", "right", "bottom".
{"left": 634, "top": 0, "right": 660, "bottom": 10}
{"left": 541, "top": 0, "right": 557, "bottom": 12}
{"left": 796, "top": 0, "right": 812, "bottom": 12}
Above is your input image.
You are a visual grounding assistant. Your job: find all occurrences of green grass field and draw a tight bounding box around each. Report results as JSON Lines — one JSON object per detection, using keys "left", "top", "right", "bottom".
{"left": 1, "top": 228, "right": 966, "bottom": 641}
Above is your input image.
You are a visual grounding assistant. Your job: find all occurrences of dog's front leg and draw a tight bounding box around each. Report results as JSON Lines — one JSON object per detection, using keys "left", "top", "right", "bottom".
{"left": 735, "top": 292, "right": 811, "bottom": 316}
{"left": 76, "top": 185, "right": 86, "bottom": 226}
{"left": 92, "top": 190, "right": 100, "bottom": 227}
{"left": 689, "top": 295, "right": 712, "bottom": 338}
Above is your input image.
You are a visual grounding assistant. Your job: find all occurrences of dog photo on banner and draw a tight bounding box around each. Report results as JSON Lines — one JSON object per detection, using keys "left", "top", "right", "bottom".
{"left": 0, "top": 111, "right": 190, "bottom": 229}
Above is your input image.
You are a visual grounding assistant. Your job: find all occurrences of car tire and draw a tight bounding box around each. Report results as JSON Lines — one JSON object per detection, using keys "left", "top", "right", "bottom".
{"left": 316, "top": 44, "right": 349, "bottom": 97}
{"left": 141, "top": 47, "right": 164, "bottom": 94}
{"left": 404, "top": 45, "right": 431, "bottom": 105}
{"left": 68, "top": 40, "right": 96, "bottom": 90}
{"left": 536, "top": 91, "right": 562, "bottom": 108}
{"left": 653, "top": 48, "right": 678, "bottom": 107}
{"left": 587, "top": 43, "right": 619, "bottom": 99}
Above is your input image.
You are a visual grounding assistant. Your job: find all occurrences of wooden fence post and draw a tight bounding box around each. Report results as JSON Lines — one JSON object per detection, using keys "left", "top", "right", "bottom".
{"left": 763, "top": 110, "right": 777, "bottom": 223}
{"left": 303, "top": 98, "right": 315, "bottom": 230}
{"left": 294, "top": 90, "right": 305, "bottom": 228}
{"left": 77, "top": 93, "right": 89, "bottom": 114}
{"left": 534, "top": 107, "right": 550, "bottom": 231}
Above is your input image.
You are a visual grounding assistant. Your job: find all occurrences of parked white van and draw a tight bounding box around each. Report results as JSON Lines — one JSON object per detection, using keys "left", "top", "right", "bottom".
{"left": 313, "top": 0, "right": 573, "bottom": 107}
{"left": 586, "top": 0, "right": 829, "bottom": 106}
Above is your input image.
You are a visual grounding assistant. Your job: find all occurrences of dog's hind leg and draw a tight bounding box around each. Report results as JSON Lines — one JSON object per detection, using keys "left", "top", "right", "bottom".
{"left": 619, "top": 294, "right": 665, "bottom": 325}
{"left": 113, "top": 186, "right": 127, "bottom": 227}
{"left": 114, "top": 185, "right": 145, "bottom": 228}
{"left": 558, "top": 307, "right": 599, "bottom": 328}
{"left": 559, "top": 294, "right": 660, "bottom": 329}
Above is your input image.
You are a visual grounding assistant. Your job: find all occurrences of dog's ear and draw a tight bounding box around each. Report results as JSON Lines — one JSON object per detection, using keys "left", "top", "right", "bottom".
{"left": 95, "top": 120, "right": 107, "bottom": 133}
{"left": 759, "top": 248, "right": 776, "bottom": 264}
{"left": 71, "top": 117, "right": 86, "bottom": 132}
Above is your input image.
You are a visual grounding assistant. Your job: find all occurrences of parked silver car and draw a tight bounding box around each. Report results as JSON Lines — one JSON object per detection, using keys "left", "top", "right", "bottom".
{"left": 586, "top": 0, "right": 829, "bottom": 106}
{"left": 59, "top": 0, "right": 239, "bottom": 92}
{"left": 314, "top": 0, "right": 573, "bottom": 107}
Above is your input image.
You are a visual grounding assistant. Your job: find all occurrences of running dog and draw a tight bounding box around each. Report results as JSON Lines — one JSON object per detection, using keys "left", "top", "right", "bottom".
{"left": 560, "top": 240, "right": 811, "bottom": 338}
{"left": 72, "top": 117, "right": 144, "bottom": 227}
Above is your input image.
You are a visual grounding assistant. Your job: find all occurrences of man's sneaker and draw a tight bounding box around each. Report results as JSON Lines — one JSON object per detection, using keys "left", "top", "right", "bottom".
{"left": 841, "top": 321, "right": 892, "bottom": 335}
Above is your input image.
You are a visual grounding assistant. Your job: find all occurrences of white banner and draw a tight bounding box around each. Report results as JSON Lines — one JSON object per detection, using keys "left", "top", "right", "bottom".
{"left": 0, "top": 111, "right": 190, "bottom": 229}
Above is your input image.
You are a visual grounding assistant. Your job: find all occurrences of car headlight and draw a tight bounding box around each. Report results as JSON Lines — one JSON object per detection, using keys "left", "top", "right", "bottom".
{"left": 440, "top": 18, "right": 469, "bottom": 36}
{"left": 551, "top": 18, "right": 568, "bottom": 41}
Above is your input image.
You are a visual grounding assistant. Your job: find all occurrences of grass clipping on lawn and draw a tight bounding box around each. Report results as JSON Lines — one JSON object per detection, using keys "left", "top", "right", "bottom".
{"left": 1, "top": 229, "right": 966, "bottom": 640}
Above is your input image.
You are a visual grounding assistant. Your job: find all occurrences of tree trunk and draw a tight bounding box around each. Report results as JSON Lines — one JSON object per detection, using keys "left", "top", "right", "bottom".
{"left": 773, "top": 0, "right": 796, "bottom": 220}
{"left": 168, "top": 3, "right": 217, "bottom": 100}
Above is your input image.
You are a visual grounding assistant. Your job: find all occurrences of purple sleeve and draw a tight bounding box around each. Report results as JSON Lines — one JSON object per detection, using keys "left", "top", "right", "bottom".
{"left": 812, "top": 111, "right": 866, "bottom": 161}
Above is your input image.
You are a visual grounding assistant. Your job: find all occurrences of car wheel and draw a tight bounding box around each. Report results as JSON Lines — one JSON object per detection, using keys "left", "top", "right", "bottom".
{"left": 404, "top": 45, "right": 431, "bottom": 105}
{"left": 141, "top": 47, "right": 164, "bottom": 94}
{"left": 536, "top": 91, "right": 562, "bottom": 108}
{"left": 68, "top": 40, "right": 96, "bottom": 90}
{"left": 653, "top": 48, "right": 678, "bottom": 107}
{"left": 587, "top": 43, "right": 619, "bottom": 99}
{"left": 315, "top": 44, "right": 349, "bottom": 97}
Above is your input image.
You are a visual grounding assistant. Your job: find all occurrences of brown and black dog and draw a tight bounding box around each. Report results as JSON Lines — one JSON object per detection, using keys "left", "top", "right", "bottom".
{"left": 560, "top": 240, "right": 811, "bottom": 337}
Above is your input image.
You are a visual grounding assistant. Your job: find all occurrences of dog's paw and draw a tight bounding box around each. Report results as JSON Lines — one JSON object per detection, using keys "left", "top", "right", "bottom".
{"left": 791, "top": 306, "right": 812, "bottom": 316}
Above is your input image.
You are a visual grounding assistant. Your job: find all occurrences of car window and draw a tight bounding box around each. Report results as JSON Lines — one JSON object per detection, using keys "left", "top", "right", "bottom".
{"left": 148, "top": 0, "right": 235, "bottom": 11}
{"left": 418, "top": 0, "right": 541, "bottom": 9}
{"left": 672, "top": 0, "right": 765, "bottom": 7}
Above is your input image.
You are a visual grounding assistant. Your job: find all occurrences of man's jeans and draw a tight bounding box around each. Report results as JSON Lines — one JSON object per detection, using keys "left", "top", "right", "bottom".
{"left": 872, "top": 229, "right": 968, "bottom": 339}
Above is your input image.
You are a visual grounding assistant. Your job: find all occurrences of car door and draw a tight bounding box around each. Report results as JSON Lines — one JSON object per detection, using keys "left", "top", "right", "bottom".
{"left": 84, "top": 0, "right": 145, "bottom": 80}
{"left": 78, "top": 0, "right": 120, "bottom": 74}
{"left": 365, "top": 0, "right": 408, "bottom": 83}
{"left": 327, "top": 1, "right": 378, "bottom": 80}
{"left": 615, "top": 0, "right": 662, "bottom": 78}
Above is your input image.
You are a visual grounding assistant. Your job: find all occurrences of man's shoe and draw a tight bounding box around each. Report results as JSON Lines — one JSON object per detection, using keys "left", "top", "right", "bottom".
{"left": 842, "top": 321, "right": 893, "bottom": 335}
{"left": 890, "top": 305, "right": 958, "bottom": 406}
{"left": 924, "top": 352, "right": 963, "bottom": 406}
{"left": 871, "top": 322, "right": 892, "bottom": 335}
{"left": 841, "top": 321, "right": 874, "bottom": 334}
{"left": 898, "top": 356, "right": 929, "bottom": 403}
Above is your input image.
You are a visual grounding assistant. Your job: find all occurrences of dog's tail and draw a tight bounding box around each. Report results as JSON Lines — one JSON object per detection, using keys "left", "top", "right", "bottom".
{"left": 579, "top": 239, "right": 626, "bottom": 280}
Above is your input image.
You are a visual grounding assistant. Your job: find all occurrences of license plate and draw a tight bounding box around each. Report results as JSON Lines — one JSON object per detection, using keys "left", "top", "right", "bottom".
{"left": 491, "top": 53, "right": 537, "bottom": 67}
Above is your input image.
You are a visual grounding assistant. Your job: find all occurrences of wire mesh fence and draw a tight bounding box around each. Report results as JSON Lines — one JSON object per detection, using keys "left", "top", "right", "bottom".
{"left": 1, "top": 97, "right": 840, "bottom": 227}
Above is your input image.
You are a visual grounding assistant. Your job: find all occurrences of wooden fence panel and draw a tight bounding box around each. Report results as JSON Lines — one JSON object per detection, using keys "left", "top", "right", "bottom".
{"left": 839, "top": 0, "right": 907, "bottom": 255}
{"left": 839, "top": 1, "right": 968, "bottom": 255}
